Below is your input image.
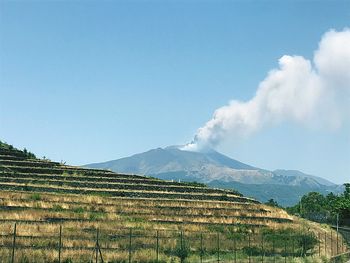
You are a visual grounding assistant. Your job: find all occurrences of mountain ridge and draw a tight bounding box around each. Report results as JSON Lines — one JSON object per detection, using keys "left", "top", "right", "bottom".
{"left": 85, "top": 146, "right": 340, "bottom": 206}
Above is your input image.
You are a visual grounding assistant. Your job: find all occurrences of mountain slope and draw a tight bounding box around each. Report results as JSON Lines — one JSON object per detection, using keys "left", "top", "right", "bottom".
{"left": 85, "top": 146, "right": 340, "bottom": 206}
{"left": 5, "top": 140, "right": 320, "bottom": 262}
{"left": 87, "top": 146, "right": 257, "bottom": 174}
{"left": 273, "top": 169, "right": 335, "bottom": 186}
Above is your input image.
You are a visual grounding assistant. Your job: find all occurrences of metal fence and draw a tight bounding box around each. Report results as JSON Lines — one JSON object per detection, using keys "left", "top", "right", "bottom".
{"left": 0, "top": 223, "right": 349, "bottom": 263}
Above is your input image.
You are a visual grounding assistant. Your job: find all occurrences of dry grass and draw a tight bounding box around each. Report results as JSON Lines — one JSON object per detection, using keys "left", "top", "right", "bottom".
{"left": 0, "top": 190, "right": 348, "bottom": 262}
{"left": 0, "top": 190, "right": 292, "bottom": 228}
{"left": 0, "top": 151, "right": 348, "bottom": 262}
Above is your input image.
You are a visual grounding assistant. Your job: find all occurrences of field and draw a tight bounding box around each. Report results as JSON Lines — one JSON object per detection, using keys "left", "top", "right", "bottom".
{"left": 0, "top": 143, "right": 348, "bottom": 262}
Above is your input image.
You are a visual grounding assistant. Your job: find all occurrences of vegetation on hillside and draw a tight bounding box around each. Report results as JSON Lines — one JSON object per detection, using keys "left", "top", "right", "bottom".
{"left": 1, "top": 141, "right": 348, "bottom": 261}
{"left": 287, "top": 183, "right": 350, "bottom": 226}
{"left": 0, "top": 191, "right": 343, "bottom": 263}
{"left": 0, "top": 140, "right": 36, "bottom": 159}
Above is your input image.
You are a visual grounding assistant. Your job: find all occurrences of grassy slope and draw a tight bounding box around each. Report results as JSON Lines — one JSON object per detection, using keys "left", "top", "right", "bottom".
{"left": 0, "top": 141, "right": 347, "bottom": 262}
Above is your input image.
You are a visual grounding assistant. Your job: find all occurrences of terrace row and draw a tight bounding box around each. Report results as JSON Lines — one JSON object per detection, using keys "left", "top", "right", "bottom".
{"left": 0, "top": 182, "right": 254, "bottom": 203}
{"left": 0, "top": 175, "right": 242, "bottom": 196}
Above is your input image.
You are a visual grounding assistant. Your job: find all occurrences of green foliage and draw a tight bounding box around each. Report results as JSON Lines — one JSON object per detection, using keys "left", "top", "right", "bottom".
{"left": 219, "top": 194, "right": 229, "bottom": 201}
{"left": 122, "top": 215, "right": 145, "bottom": 223}
{"left": 265, "top": 198, "right": 280, "bottom": 207}
{"left": 287, "top": 184, "right": 350, "bottom": 226}
{"left": 0, "top": 140, "right": 36, "bottom": 159}
{"left": 72, "top": 206, "right": 85, "bottom": 213}
{"left": 207, "top": 224, "right": 225, "bottom": 233}
{"left": 298, "top": 232, "right": 318, "bottom": 256}
{"left": 18, "top": 255, "right": 30, "bottom": 263}
{"left": 96, "top": 192, "right": 113, "bottom": 198}
{"left": 29, "top": 193, "right": 41, "bottom": 201}
{"left": 89, "top": 212, "right": 105, "bottom": 220}
{"left": 242, "top": 245, "right": 262, "bottom": 256}
{"left": 174, "top": 232, "right": 190, "bottom": 263}
{"left": 261, "top": 227, "right": 295, "bottom": 236}
{"left": 0, "top": 140, "right": 11, "bottom": 149}
{"left": 234, "top": 224, "right": 251, "bottom": 234}
{"left": 52, "top": 204, "right": 64, "bottom": 212}
{"left": 260, "top": 229, "right": 318, "bottom": 257}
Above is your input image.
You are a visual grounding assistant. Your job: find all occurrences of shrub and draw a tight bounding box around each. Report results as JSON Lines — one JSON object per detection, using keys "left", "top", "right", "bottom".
{"left": 89, "top": 212, "right": 105, "bottom": 220}
{"left": 265, "top": 198, "right": 280, "bottom": 207}
{"left": 72, "top": 207, "right": 85, "bottom": 213}
{"left": 174, "top": 232, "right": 190, "bottom": 263}
{"left": 52, "top": 204, "right": 64, "bottom": 212}
{"left": 298, "top": 232, "right": 318, "bottom": 256}
{"left": 29, "top": 193, "right": 41, "bottom": 201}
{"left": 219, "top": 194, "right": 229, "bottom": 201}
{"left": 208, "top": 225, "right": 225, "bottom": 233}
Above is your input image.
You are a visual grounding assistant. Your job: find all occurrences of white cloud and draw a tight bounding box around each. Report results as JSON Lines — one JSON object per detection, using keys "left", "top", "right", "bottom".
{"left": 183, "top": 28, "right": 350, "bottom": 151}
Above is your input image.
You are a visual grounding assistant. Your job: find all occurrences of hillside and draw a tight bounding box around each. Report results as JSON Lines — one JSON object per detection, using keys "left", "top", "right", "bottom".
{"left": 0, "top": 142, "right": 291, "bottom": 226}
{"left": 0, "top": 141, "right": 346, "bottom": 262}
{"left": 86, "top": 146, "right": 340, "bottom": 206}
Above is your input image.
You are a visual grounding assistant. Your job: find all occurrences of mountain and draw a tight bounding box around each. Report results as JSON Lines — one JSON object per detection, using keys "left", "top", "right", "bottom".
{"left": 85, "top": 146, "right": 341, "bottom": 206}
{"left": 273, "top": 169, "right": 335, "bottom": 186}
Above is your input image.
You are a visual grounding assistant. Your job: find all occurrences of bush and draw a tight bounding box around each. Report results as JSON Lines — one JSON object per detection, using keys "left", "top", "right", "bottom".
{"left": 242, "top": 245, "right": 262, "bottom": 256}
{"left": 72, "top": 207, "right": 85, "bottom": 213}
{"left": 174, "top": 232, "right": 190, "bottom": 263}
{"left": 52, "top": 204, "right": 64, "bottom": 212}
{"left": 298, "top": 233, "right": 318, "bottom": 256}
{"left": 29, "top": 193, "right": 41, "bottom": 201}
{"left": 89, "top": 212, "right": 105, "bottom": 220}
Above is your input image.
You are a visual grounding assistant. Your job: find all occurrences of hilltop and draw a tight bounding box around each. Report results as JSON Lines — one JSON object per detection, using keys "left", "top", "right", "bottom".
{"left": 86, "top": 146, "right": 340, "bottom": 206}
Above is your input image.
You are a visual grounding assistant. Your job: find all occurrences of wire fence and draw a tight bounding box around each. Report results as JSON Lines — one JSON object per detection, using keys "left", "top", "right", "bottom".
{"left": 0, "top": 223, "right": 349, "bottom": 263}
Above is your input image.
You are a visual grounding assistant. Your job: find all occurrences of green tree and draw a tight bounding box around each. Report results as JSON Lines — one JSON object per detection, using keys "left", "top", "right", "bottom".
{"left": 300, "top": 192, "right": 326, "bottom": 213}
{"left": 287, "top": 184, "right": 350, "bottom": 226}
{"left": 265, "top": 198, "right": 279, "bottom": 207}
{"left": 334, "top": 184, "right": 350, "bottom": 225}
{"left": 343, "top": 183, "right": 350, "bottom": 199}
{"left": 174, "top": 232, "right": 190, "bottom": 263}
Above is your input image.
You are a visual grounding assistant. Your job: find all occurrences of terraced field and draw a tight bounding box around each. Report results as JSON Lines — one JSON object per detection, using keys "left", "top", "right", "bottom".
{"left": 0, "top": 143, "right": 347, "bottom": 262}
{"left": 0, "top": 146, "right": 292, "bottom": 227}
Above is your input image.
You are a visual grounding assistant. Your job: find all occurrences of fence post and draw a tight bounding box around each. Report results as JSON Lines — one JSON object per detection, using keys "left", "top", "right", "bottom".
{"left": 200, "top": 232, "right": 203, "bottom": 263}
{"left": 58, "top": 225, "right": 62, "bottom": 263}
{"left": 248, "top": 234, "right": 251, "bottom": 263}
{"left": 337, "top": 229, "right": 339, "bottom": 255}
{"left": 284, "top": 236, "right": 287, "bottom": 263}
{"left": 331, "top": 231, "right": 333, "bottom": 256}
{"left": 156, "top": 230, "right": 159, "bottom": 262}
{"left": 324, "top": 232, "right": 326, "bottom": 256}
{"left": 217, "top": 232, "right": 220, "bottom": 263}
{"left": 95, "top": 228, "right": 99, "bottom": 263}
{"left": 261, "top": 234, "right": 264, "bottom": 263}
{"left": 233, "top": 235, "right": 237, "bottom": 263}
{"left": 318, "top": 232, "right": 320, "bottom": 257}
{"left": 292, "top": 235, "right": 294, "bottom": 259}
{"left": 303, "top": 234, "right": 306, "bottom": 258}
{"left": 272, "top": 238, "right": 275, "bottom": 263}
{"left": 180, "top": 230, "right": 183, "bottom": 252}
{"left": 11, "top": 223, "right": 16, "bottom": 263}
{"left": 128, "top": 228, "right": 132, "bottom": 263}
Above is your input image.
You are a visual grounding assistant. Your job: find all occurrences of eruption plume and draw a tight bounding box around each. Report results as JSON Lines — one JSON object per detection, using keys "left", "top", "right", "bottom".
{"left": 183, "top": 29, "right": 350, "bottom": 151}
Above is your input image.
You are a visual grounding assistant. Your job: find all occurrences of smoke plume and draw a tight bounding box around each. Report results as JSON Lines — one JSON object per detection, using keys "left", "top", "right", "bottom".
{"left": 183, "top": 29, "right": 350, "bottom": 151}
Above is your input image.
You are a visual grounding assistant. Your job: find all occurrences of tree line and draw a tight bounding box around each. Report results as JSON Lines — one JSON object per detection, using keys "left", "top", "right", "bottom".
{"left": 285, "top": 184, "right": 350, "bottom": 226}
{"left": 0, "top": 140, "right": 37, "bottom": 159}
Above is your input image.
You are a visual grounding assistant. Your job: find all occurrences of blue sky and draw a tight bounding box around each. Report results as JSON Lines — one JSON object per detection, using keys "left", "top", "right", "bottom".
{"left": 0, "top": 1, "right": 349, "bottom": 184}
